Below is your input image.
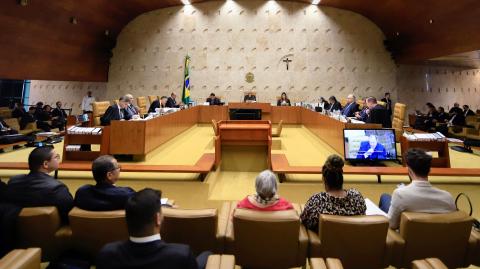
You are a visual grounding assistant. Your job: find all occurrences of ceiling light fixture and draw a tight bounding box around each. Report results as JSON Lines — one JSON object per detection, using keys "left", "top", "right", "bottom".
{"left": 181, "top": 0, "right": 191, "bottom": 5}
{"left": 312, "top": 0, "right": 321, "bottom": 4}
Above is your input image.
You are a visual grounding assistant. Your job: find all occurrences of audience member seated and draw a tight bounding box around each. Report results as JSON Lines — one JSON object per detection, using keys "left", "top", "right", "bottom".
{"left": 277, "top": 92, "right": 291, "bottom": 106}
{"left": 378, "top": 148, "right": 456, "bottom": 229}
{"left": 341, "top": 94, "right": 358, "bottom": 117}
{"left": 0, "top": 117, "right": 18, "bottom": 135}
{"left": 100, "top": 96, "right": 133, "bottom": 126}
{"left": 5, "top": 147, "right": 73, "bottom": 224}
{"left": 437, "top": 106, "right": 448, "bottom": 123}
{"left": 96, "top": 188, "right": 211, "bottom": 269}
{"left": 327, "top": 96, "right": 342, "bottom": 112}
{"left": 449, "top": 102, "right": 463, "bottom": 115}
{"left": 20, "top": 107, "right": 36, "bottom": 130}
{"left": 237, "top": 170, "right": 293, "bottom": 211}
{"left": 416, "top": 102, "right": 439, "bottom": 131}
{"left": 319, "top": 97, "right": 330, "bottom": 110}
{"left": 11, "top": 102, "right": 26, "bottom": 118}
{"left": 243, "top": 92, "right": 256, "bottom": 103}
{"left": 35, "top": 104, "right": 54, "bottom": 132}
{"left": 206, "top": 93, "right": 221, "bottom": 106}
{"left": 166, "top": 92, "right": 181, "bottom": 108}
{"left": 51, "top": 101, "right": 67, "bottom": 131}
{"left": 148, "top": 96, "right": 168, "bottom": 113}
{"left": 463, "top": 104, "right": 475, "bottom": 117}
{"left": 300, "top": 155, "right": 366, "bottom": 231}
{"left": 366, "top": 97, "right": 391, "bottom": 127}
{"left": 125, "top": 94, "right": 140, "bottom": 116}
{"left": 74, "top": 155, "right": 135, "bottom": 211}
{"left": 355, "top": 97, "right": 368, "bottom": 121}
{"left": 381, "top": 92, "right": 393, "bottom": 118}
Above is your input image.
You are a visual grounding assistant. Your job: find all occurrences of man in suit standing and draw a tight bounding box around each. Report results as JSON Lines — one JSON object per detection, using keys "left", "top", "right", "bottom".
{"left": 97, "top": 188, "right": 211, "bottom": 269}
{"left": 381, "top": 92, "right": 393, "bottom": 119}
{"left": 148, "top": 96, "right": 168, "bottom": 113}
{"left": 74, "top": 155, "right": 135, "bottom": 211}
{"left": 100, "top": 96, "right": 132, "bottom": 126}
{"left": 342, "top": 94, "right": 359, "bottom": 117}
{"left": 166, "top": 93, "right": 181, "bottom": 108}
{"left": 366, "top": 97, "right": 391, "bottom": 128}
{"left": 5, "top": 147, "right": 73, "bottom": 224}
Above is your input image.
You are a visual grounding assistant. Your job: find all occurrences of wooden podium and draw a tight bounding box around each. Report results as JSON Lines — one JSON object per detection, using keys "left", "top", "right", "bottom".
{"left": 400, "top": 136, "right": 450, "bottom": 168}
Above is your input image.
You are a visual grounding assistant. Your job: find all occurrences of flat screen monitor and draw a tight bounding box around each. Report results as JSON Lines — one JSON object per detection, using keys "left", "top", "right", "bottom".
{"left": 343, "top": 129, "right": 397, "bottom": 161}
{"left": 229, "top": 109, "right": 262, "bottom": 120}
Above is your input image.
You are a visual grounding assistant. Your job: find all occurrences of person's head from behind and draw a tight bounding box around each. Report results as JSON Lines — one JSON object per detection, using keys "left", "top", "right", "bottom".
{"left": 160, "top": 96, "right": 168, "bottom": 106}
{"left": 28, "top": 146, "right": 60, "bottom": 173}
{"left": 328, "top": 96, "right": 337, "bottom": 104}
{"left": 92, "top": 155, "right": 120, "bottom": 185}
{"left": 346, "top": 94, "right": 355, "bottom": 104}
{"left": 281, "top": 92, "right": 287, "bottom": 100}
{"left": 126, "top": 188, "right": 162, "bottom": 237}
{"left": 366, "top": 97, "right": 377, "bottom": 109}
{"left": 322, "top": 154, "right": 344, "bottom": 191}
{"left": 255, "top": 170, "right": 278, "bottom": 201}
{"left": 405, "top": 148, "right": 432, "bottom": 181}
{"left": 368, "top": 135, "right": 378, "bottom": 148}
{"left": 438, "top": 106, "right": 445, "bottom": 113}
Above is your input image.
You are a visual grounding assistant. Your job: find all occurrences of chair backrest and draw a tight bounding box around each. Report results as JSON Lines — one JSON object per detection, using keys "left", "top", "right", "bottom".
{"left": 274, "top": 120, "right": 283, "bottom": 136}
{"left": 232, "top": 208, "right": 301, "bottom": 268}
{"left": 394, "top": 103, "right": 407, "bottom": 122}
{"left": 69, "top": 207, "right": 128, "bottom": 259}
{"left": 17, "top": 207, "right": 62, "bottom": 261}
{"left": 0, "top": 109, "right": 12, "bottom": 119}
{"left": 161, "top": 208, "right": 219, "bottom": 255}
{"left": 4, "top": 118, "right": 21, "bottom": 130}
{"left": 92, "top": 101, "right": 111, "bottom": 126}
{"left": 136, "top": 96, "right": 148, "bottom": 115}
{"left": 148, "top": 95, "right": 158, "bottom": 104}
{"left": 318, "top": 214, "right": 389, "bottom": 269}
{"left": 399, "top": 211, "right": 473, "bottom": 268}
{"left": 412, "top": 258, "right": 448, "bottom": 269}
{"left": 0, "top": 248, "right": 41, "bottom": 269}
{"left": 211, "top": 119, "right": 218, "bottom": 136}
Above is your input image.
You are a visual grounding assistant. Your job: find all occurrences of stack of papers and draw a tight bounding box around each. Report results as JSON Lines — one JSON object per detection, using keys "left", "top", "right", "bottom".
{"left": 67, "top": 126, "right": 102, "bottom": 135}
{"left": 403, "top": 132, "right": 446, "bottom": 142}
{"left": 365, "top": 198, "right": 388, "bottom": 217}
{"left": 65, "top": 145, "right": 82, "bottom": 151}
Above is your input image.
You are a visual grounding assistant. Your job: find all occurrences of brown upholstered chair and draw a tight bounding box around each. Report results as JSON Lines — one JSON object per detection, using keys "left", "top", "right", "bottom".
{"left": 272, "top": 120, "right": 283, "bottom": 137}
{"left": 307, "top": 214, "right": 397, "bottom": 269}
{"left": 16, "top": 207, "right": 71, "bottom": 262}
{"left": 160, "top": 203, "right": 230, "bottom": 255}
{"left": 391, "top": 211, "right": 476, "bottom": 268}
{"left": 136, "top": 96, "right": 148, "bottom": 115}
{"left": 0, "top": 248, "right": 41, "bottom": 269}
{"left": 0, "top": 108, "right": 12, "bottom": 119}
{"left": 205, "top": 255, "right": 235, "bottom": 269}
{"left": 92, "top": 101, "right": 111, "bottom": 126}
{"left": 225, "top": 202, "right": 308, "bottom": 269}
{"left": 412, "top": 258, "right": 448, "bottom": 269}
{"left": 309, "top": 258, "right": 344, "bottom": 269}
{"left": 211, "top": 119, "right": 218, "bottom": 136}
{"left": 68, "top": 207, "right": 128, "bottom": 259}
{"left": 3, "top": 118, "right": 40, "bottom": 135}
{"left": 472, "top": 229, "right": 480, "bottom": 266}
{"left": 148, "top": 95, "right": 158, "bottom": 104}
{"left": 392, "top": 103, "right": 406, "bottom": 141}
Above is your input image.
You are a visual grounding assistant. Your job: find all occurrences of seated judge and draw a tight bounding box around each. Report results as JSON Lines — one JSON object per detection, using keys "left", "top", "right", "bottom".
{"left": 74, "top": 155, "right": 135, "bottom": 211}
{"left": 342, "top": 94, "right": 359, "bottom": 117}
{"left": 277, "top": 92, "right": 291, "bottom": 106}
{"left": 206, "top": 93, "right": 221, "bottom": 105}
{"left": 320, "top": 97, "right": 330, "bottom": 110}
{"left": 300, "top": 155, "right": 366, "bottom": 231}
{"left": 327, "top": 96, "right": 342, "bottom": 112}
{"left": 355, "top": 97, "right": 368, "bottom": 121}
{"left": 5, "top": 147, "right": 73, "bottom": 224}
{"left": 237, "top": 170, "right": 293, "bottom": 211}
{"left": 125, "top": 94, "right": 140, "bottom": 116}
{"left": 166, "top": 92, "right": 181, "bottom": 108}
{"left": 356, "top": 135, "right": 387, "bottom": 160}
{"left": 365, "top": 97, "right": 391, "bottom": 127}
{"left": 97, "top": 188, "right": 211, "bottom": 269}
{"left": 148, "top": 96, "right": 168, "bottom": 113}
{"left": 244, "top": 92, "right": 256, "bottom": 102}
{"left": 463, "top": 105, "right": 475, "bottom": 117}
{"left": 100, "top": 96, "right": 132, "bottom": 126}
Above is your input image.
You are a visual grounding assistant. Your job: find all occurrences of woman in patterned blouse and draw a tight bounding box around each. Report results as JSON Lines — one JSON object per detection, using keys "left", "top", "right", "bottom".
{"left": 300, "top": 154, "right": 366, "bottom": 231}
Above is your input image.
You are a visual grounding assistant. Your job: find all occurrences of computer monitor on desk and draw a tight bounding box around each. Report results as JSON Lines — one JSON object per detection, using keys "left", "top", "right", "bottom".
{"left": 229, "top": 109, "right": 262, "bottom": 120}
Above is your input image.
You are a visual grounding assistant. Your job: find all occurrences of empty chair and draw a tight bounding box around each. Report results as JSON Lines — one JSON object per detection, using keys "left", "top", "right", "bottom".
{"left": 16, "top": 207, "right": 71, "bottom": 262}
{"left": 160, "top": 204, "right": 230, "bottom": 255}
{"left": 136, "top": 96, "right": 148, "bottom": 115}
{"left": 412, "top": 258, "right": 448, "bottom": 269}
{"left": 309, "top": 258, "right": 344, "bottom": 269}
{"left": 92, "top": 101, "right": 111, "bottom": 126}
{"left": 205, "top": 255, "right": 235, "bottom": 269}
{"left": 68, "top": 207, "right": 128, "bottom": 259}
{"left": 272, "top": 120, "right": 283, "bottom": 137}
{"left": 307, "top": 214, "right": 396, "bottom": 269}
{"left": 392, "top": 103, "right": 406, "bottom": 142}
{"left": 391, "top": 211, "right": 476, "bottom": 268}
{"left": 225, "top": 202, "right": 308, "bottom": 269}
{"left": 0, "top": 248, "right": 41, "bottom": 269}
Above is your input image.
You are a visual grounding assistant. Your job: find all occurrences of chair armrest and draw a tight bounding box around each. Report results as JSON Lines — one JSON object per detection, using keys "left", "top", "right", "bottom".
{"left": 205, "top": 255, "right": 236, "bottom": 269}
{"left": 307, "top": 228, "right": 322, "bottom": 257}
{"left": 224, "top": 202, "right": 236, "bottom": 254}
{"left": 297, "top": 224, "right": 308, "bottom": 266}
{"left": 326, "top": 258, "right": 344, "bottom": 269}
{"left": 216, "top": 202, "right": 231, "bottom": 253}
{"left": 292, "top": 203, "right": 302, "bottom": 216}
{"left": 309, "top": 258, "right": 327, "bottom": 269}
{"left": 412, "top": 258, "right": 448, "bottom": 269}
{"left": 386, "top": 228, "right": 405, "bottom": 268}
{"left": 467, "top": 229, "right": 479, "bottom": 266}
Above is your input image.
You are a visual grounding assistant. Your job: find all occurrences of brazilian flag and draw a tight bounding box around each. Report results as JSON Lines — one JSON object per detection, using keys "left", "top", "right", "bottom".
{"left": 182, "top": 55, "right": 191, "bottom": 105}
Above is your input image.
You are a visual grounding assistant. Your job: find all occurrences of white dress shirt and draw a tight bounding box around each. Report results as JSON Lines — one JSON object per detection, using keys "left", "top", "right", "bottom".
{"left": 81, "top": 96, "right": 96, "bottom": 112}
{"left": 387, "top": 180, "right": 456, "bottom": 229}
{"left": 129, "top": 234, "right": 161, "bottom": 243}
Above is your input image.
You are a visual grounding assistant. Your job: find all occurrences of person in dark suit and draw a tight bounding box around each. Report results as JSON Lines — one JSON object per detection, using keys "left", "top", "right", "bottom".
{"left": 448, "top": 103, "right": 463, "bottom": 116}
{"left": 244, "top": 92, "right": 256, "bottom": 102}
{"left": 148, "top": 96, "right": 168, "bottom": 113}
{"left": 437, "top": 107, "right": 448, "bottom": 123}
{"left": 206, "top": 93, "right": 221, "bottom": 106}
{"left": 96, "top": 188, "right": 211, "bottom": 269}
{"left": 75, "top": 155, "right": 135, "bottom": 211}
{"left": 51, "top": 101, "right": 68, "bottom": 131}
{"left": 320, "top": 97, "right": 330, "bottom": 110}
{"left": 356, "top": 135, "right": 387, "bottom": 160}
{"left": 36, "top": 104, "right": 54, "bottom": 132}
{"left": 277, "top": 92, "right": 291, "bottom": 106}
{"left": 20, "top": 107, "right": 36, "bottom": 130}
{"left": 5, "top": 147, "right": 73, "bottom": 224}
{"left": 100, "top": 96, "right": 132, "bottom": 126}
{"left": 342, "top": 94, "right": 359, "bottom": 117}
{"left": 125, "top": 94, "right": 140, "bottom": 116}
{"left": 366, "top": 97, "right": 391, "bottom": 128}
{"left": 11, "top": 102, "right": 26, "bottom": 118}
{"left": 166, "top": 93, "right": 181, "bottom": 108}
{"left": 327, "top": 96, "right": 342, "bottom": 112}
{"left": 355, "top": 98, "right": 368, "bottom": 121}
{"left": 463, "top": 105, "right": 475, "bottom": 117}
{"left": 381, "top": 92, "right": 393, "bottom": 119}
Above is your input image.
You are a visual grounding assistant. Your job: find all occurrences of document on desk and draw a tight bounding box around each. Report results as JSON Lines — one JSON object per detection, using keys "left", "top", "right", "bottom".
{"left": 365, "top": 198, "right": 388, "bottom": 217}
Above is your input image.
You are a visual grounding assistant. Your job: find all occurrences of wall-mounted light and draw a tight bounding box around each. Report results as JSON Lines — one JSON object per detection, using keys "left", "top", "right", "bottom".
{"left": 70, "top": 17, "right": 78, "bottom": 25}
{"left": 18, "top": 0, "right": 28, "bottom": 6}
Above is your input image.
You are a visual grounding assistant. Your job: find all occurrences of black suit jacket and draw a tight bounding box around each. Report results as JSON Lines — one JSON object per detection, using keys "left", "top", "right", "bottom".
{"left": 206, "top": 97, "right": 221, "bottom": 106}
{"left": 464, "top": 109, "right": 475, "bottom": 117}
{"left": 100, "top": 104, "right": 132, "bottom": 126}
{"left": 148, "top": 100, "right": 166, "bottom": 113}
{"left": 97, "top": 239, "right": 199, "bottom": 269}
{"left": 367, "top": 104, "right": 391, "bottom": 128}
{"left": 166, "top": 97, "right": 179, "bottom": 108}
{"left": 244, "top": 95, "right": 256, "bottom": 102}
{"left": 5, "top": 172, "right": 73, "bottom": 224}
{"left": 74, "top": 183, "right": 135, "bottom": 211}
{"left": 381, "top": 98, "right": 392, "bottom": 115}
{"left": 328, "top": 101, "right": 342, "bottom": 112}
{"left": 12, "top": 108, "right": 25, "bottom": 119}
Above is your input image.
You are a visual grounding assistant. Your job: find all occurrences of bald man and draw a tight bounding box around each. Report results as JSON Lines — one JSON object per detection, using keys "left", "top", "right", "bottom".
{"left": 342, "top": 94, "right": 359, "bottom": 117}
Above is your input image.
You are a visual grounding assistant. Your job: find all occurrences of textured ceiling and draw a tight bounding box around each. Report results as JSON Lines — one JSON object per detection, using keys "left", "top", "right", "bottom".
{"left": 0, "top": 0, "right": 479, "bottom": 81}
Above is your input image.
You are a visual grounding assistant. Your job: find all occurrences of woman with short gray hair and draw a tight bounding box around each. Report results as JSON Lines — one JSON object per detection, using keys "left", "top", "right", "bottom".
{"left": 237, "top": 170, "right": 293, "bottom": 211}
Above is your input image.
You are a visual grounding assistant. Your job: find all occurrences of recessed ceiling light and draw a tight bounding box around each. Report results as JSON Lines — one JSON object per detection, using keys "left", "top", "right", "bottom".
{"left": 181, "top": 0, "right": 190, "bottom": 5}
{"left": 312, "top": 0, "right": 321, "bottom": 4}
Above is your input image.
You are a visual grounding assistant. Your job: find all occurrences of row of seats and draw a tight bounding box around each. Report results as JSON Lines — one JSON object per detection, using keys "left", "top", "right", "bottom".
{"left": 11, "top": 203, "right": 480, "bottom": 269}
